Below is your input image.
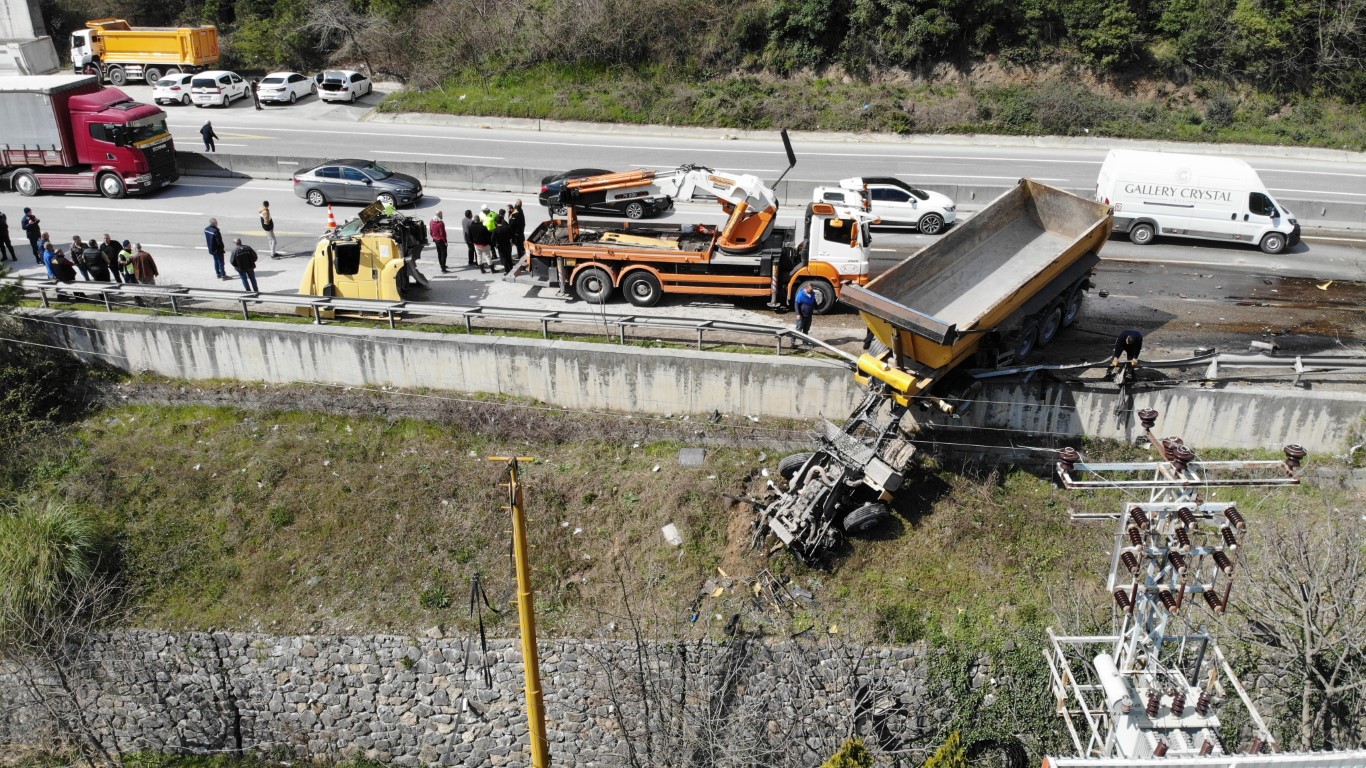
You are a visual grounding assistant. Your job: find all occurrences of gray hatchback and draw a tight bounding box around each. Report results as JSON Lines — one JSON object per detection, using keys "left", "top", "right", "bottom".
{"left": 292, "top": 159, "right": 423, "bottom": 208}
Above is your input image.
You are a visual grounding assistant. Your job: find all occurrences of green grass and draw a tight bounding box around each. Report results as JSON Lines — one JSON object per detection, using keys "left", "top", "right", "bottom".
{"left": 381, "top": 65, "right": 1366, "bottom": 152}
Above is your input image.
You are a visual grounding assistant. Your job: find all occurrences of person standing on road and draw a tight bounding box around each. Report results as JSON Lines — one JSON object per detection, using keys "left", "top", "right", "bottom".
{"left": 470, "top": 214, "right": 493, "bottom": 273}
{"left": 100, "top": 234, "right": 124, "bottom": 284}
{"left": 118, "top": 240, "right": 136, "bottom": 283}
{"left": 84, "top": 234, "right": 111, "bottom": 281}
{"left": 70, "top": 236, "right": 91, "bottom": 281}
{"left": 258, "top": 201, "right": 279, "bottom": 258}
{"left": 0, "top": 209, "right": 15, "bottom": 261}
{"left": 462, "top": 210, "right": 475, "bottom": 266}
{"left": 794, "top": 283, "right": 817, "bottom": 335}
{"left": 204, "top": 218, "right": 228, "bottom": 281}
{"left": 229, "top": 237, "right": 259, "bottom": 292}
{"left": 492, "top": 211, "right": 513, "bottom": 273}
{"left": 510, "top": 199, "right": 526, "bottom": 261}
{"left": 41, "top": 242, "right": 58, "bottom": 280}
{"left": 429, "top": 211, "right": 449, "bottom": 272}
{"left": 200, "top": 121, "right": 218, "bottom": 152}
{"left": 250, "top": 79, "right": 263, "bottom": 110}
{"left": 130, "top": 243, "right": 158, "bottom": 285}
{"left": 52, "top": 248, "right": 76, "bottom": 284}
{"left": 480, "top": 204, "right": 496, "bottom": 233}
{"left": 20, "top": 208, "right": 41, "bottom": 262}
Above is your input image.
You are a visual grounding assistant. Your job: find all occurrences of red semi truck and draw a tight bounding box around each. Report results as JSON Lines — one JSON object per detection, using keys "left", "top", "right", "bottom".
{"left": 0, "top": 75, "right": 177, "bottom": 198}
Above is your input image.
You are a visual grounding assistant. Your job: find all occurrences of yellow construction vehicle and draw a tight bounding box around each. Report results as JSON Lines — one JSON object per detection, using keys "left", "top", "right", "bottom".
{"left": 298, "top": 202, "right": 430, "bottom": 308}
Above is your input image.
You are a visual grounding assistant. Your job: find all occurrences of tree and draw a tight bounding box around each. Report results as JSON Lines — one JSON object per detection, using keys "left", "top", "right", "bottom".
{"left": 823, "top": 737, "right": 874, "bottom": 768}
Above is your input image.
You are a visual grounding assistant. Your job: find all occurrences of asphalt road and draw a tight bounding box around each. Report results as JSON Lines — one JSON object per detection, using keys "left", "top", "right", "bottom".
{"left": 108, "top": 82, "right": 1366, "bottom": 207}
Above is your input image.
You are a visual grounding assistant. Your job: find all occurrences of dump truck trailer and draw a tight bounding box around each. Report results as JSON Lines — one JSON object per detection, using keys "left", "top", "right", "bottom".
{"left": 757, "top": 180, "right": 1114, "bottom": 560}
{"left": 70, "top": 18, "right": 219, "bottom": 86}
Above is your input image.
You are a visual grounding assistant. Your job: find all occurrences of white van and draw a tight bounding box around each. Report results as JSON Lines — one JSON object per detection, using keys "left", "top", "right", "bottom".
{"left": 1096, "top": 150, "right": 1299, "bottom": 254}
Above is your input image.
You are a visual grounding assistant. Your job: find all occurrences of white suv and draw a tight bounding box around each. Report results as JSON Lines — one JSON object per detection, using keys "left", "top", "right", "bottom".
{"left": 190, "top": 70, "right": 249, "bottom": 107}
{"left": 838, "top": 177, "right": 957, "bottom": 235}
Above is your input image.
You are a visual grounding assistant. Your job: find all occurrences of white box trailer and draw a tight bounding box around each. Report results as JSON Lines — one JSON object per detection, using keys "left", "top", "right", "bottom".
{"left": 1096, "top": 149, "right": 1299, "bottom": 254}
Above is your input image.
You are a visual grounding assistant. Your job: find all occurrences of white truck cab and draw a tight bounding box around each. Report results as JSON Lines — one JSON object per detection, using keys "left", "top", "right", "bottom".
{"left": 1096, "top": 149, "right": 1299, "bottom": 254}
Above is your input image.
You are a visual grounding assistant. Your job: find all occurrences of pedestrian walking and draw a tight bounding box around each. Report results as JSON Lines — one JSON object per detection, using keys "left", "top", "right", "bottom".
{"left": 462, "top": 210, "right": 475, "bottom": 266}
{"left": 229, "top": 237, "right": 259, "bottom": 292}
{"left": 85, "top": 234, "right": 111, "bottom": 281}
{"left": 100, "top": 234, "right": 124, "bottom": 284}
{"left": 510, "top": 199, "right": 526, "bottom": 261}
{"left": 0, "top": 209, "right": 15, "bottom": 261}
{"left": 259, "top": 201, "right": 278, "bottom": 257}
{"left": 250, "top": 79, "right": 263, "bottom": 110}
{"left": 470, "top": 215, "right": 493, "bottom": 273}
{"left": 493, "top": 211, "right": 514, "bottom": 273}
{"left": 200, "top": 121, "right": 218, "bottom": 152}
{"left": 130, "top": 243, "right": 158, "bottom": 285}
{"left": 20, "top": 208, "right": 41, "bottom": 262}
{"left": 794, "top": 283, "right": 817, "bottom": 335}
{"left": 429, "top": 211, "right": 449, "bottom": 272}
{"left": 1103, "top": 329, "right": 1144, "bottom": 381}
{"left": 70, "top": 236, "right": 91, "bottom": 280}
{"left": 118, "top": 240, "right": 136, "bottom": 283}
{"left": 204, "top": 218, "right": 228, "bottom": 280}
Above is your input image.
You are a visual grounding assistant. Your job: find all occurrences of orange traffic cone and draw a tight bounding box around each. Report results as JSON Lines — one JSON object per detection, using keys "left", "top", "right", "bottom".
{"left": 326, "top": 204, "right": 337, "bottom": 230}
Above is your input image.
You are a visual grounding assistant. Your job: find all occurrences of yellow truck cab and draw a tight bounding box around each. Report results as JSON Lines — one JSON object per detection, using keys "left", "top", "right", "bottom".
{"left": 298, "top": 202, "right": 430, "bottom": 307}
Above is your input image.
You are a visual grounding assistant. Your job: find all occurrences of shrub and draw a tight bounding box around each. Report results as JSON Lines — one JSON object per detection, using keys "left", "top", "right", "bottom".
{"left": 418, "top": 585, "right": 452, "bottom": 609}
{"left": 0, "top": 500, "right": 99, "bottom": 631}
{"left": 924, "top": 730, "right": 968, "bottom": 768}
{"left": 821, "top": 738, "right": 873, "bottom": 768}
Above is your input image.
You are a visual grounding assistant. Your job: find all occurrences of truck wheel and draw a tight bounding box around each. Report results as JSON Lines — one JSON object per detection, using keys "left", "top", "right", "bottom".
{"left": 621, "top": 271, "right": 662, "bottom": 307}
{"left": 778, "top": 452, "right": 814, "bottom": 482}
{"left": 1061, "top": 288, "right": 1085, "bottom": 327}
{"left": 843, "top": 502, "right": 891, "bottom": 535}
{"left": 165, "top": 67, "right": 180, "bottom": 76}
{"left": 98, "top": 173, "right": 127, "bottom": 200}
{"left": 1012, "top": 320, "right": 1039, "bottom": 362}
{"left": 918, "top": 212, "right": 945, "bottom": 235}
{"left": 1036, "top": 304, "right": 1064, "bottom": 347}
{"left": 1129, "top": 222, "right": 1155, "bottom": 246}
{"left": 306, "top": 189, "right": 326, "bottom": 207}
{"left": 795, "top": 278, "right": 836, "bottom": 314}
{"left": 144, "top": 67, "right": 163, "bottom": 84}
{"left": 107, "top": 66, "right": 127, "bottom": 87}
{"left": 624, "top": 201, "right": 646, "bottom": 220}
{"left": 574, "top": 267, "right": 613, "bottom": 304}
{"left": 1259, "top": 232, "right": 1287, "bottom": 254}
{"left": 12, "top": 171, "right": 39, "bottom": 197}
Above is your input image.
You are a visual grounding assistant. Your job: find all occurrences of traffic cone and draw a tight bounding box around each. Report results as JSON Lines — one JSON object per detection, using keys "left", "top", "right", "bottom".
{"left": 326, "top": 204, "right": 337, "bottom": 230}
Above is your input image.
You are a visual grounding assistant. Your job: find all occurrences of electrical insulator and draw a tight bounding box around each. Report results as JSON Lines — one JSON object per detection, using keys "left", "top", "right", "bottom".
{"left": 1200, "top": 740, "right": 1213, "bottom": 755}
{"left": 1212, "top": 550, "right": 1235, "bottom": 576}
{"left": 1225, "top": 506, "right": 1246, "bottom": 531}
{"left": 1168, "top": 551, "right": 1188, "bottom": 575}
{"left": 1154, "top": 740, "right": 1169, "bottom": 757}
{"left": 1113, "top": 589, "right": 1133, "bottom": 611}
{"left": 1159, "top": 588, "right": 1178, "bottom": 610}
{"left": 1174, "top": 527, "right": 1192, "bottom": 553}
{"left": 1128, "top": 507, "right": 1149, "bottom": 530}
{"left": 1249, "top": 736, "right": 1264, "bottom": 754}
{"left": 1120, "top": 551, "right": 1140, "bottom": 575}
{"left": 1195, "top": 691, "right": 1212, "bottom": 716}
{"left": 1171, "top": 690, "right": 1186, "bottom": 717}
{"left": 1203, "top": 591, "right": 1225, "bottom": 613}
{"left": 1146, "top": 689, "right": 1162, "bottom": 718}
{"left": 1220, "top": 525, "right": 1238, "bottom": 549}
{"left": 1177, "top": 507, "right": 1197, "bottom": 529}
{"left": 1127, "top": 526, "right": 1144, "bottom": 547}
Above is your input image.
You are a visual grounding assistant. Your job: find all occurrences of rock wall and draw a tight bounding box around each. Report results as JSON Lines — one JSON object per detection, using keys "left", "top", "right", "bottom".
{"left": 0, "top": 631, "right": 937, "bottom": 767}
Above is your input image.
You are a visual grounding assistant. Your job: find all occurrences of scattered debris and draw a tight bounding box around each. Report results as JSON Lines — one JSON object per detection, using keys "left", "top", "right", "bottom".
{"left": 661, "top": 523, "right": 684, "bottom": 547}
{"left": 678, "top": 448, "right": 706, "bottom": 467}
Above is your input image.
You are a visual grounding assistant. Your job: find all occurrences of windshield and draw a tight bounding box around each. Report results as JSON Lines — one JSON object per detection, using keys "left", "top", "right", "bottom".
{"left": 361, "top": 161, "right": 393, "bottom": 180}
{"left": 907, "top": 187, "right": 929, "bottom": 201}
{"left": 262, "top": 76, "right": 285, "bottom": 84}
{"left": 126, "top": 118, "right": 170, "bottom": 145}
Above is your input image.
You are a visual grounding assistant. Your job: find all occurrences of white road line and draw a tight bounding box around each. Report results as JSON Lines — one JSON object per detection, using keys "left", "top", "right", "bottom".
{"left": 871, "top": 248, "right": 898, "bottom": 252}
{"left": 900, "top": 173, "right": 1069, "bottom": 182}
{"left": 1255, "top": 168, "right": 1366, "bottom": 178}
{"left": 66, "top": 205, "right": 204, "bottom": 216}
{"left": 374, "top": 149, "right": 503, "bottom": 160}
{"left": 1103, "top": 257, "right": 1277, "bottom": 269}
{"left": 1268, "top": 187, "right": 1366, "bottom": 198}
{"left": 1303, "top": 235, "right": 1366, "bottom": 244}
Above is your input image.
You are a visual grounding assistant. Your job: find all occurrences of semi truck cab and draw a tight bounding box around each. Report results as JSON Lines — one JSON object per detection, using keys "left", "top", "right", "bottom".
{"left": 67, "top": 88, "right": 177, "bottom": 195}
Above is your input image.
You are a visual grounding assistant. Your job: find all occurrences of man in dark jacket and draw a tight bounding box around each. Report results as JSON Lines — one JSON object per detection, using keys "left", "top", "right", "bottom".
{"left": 470, "top": 215, "right": 492, "bottom": 273}
{"left": 204, "top": 218, "right": 227, "bottom": 280}
{"left": 509, "top": 199, "right": 527, "bottom": 260}
{"left": 492, "top": 211, "right": 514, "bottom": 273}
{"left": 461, "top": 210, "right": 476, "bottom": 266}
{"left": 20, "top": 207, "right": 41, "bottom": 262}
{"left": 793, "top": 283, "right": 817, "bottom": 335}
{"left": 100, "top": 234, "right": 124, "bottom": 283}
{"left": 200, "top": 121, "right": 218, "bottom": 152}
{"left": 230, "top": 237, "right": 259, "bottom": 292}
{"left": 1104, "top": 329, "right": 1144, "bottom": 380}
{"left": 0, "top": 209, "right": 15, "bottom": 261}
{"left": 84, "top": 234, "right": 111, "bottom": 281}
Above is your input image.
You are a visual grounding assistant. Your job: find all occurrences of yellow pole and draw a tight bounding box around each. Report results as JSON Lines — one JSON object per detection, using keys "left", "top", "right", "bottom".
{"left": 491, "top": 456, "right": 550, "bottom": 768}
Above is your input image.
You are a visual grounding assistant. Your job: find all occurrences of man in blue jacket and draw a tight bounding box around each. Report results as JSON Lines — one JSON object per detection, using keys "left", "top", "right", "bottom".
{"left": 204, "top": 218, "right": 227, "bottom": 281}
{"left": 794, "top": 283, "right": 817, "bottom": 335}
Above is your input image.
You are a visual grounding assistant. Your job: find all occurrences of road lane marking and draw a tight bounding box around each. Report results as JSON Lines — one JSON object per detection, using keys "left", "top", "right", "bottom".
{"left": 1303, "top": 235, "right": 1366, "bottom": 244}
{"left": 1268, "top": 187, "right": 1366, "bottom": 198}
{"left": 1103, "top": 257, "right": 1282, "bottom": 269}
{"left": 66, "top": 205, "right": 204, "bottom": 216}
{"left": 373, "top": 150, "right": 503, "bottom": 160}
{"left": 1255, "top": 168, "right": 1366, "bottom": 178}
{"left": 900, "top": 173, "right": 1068, "bottom": 182}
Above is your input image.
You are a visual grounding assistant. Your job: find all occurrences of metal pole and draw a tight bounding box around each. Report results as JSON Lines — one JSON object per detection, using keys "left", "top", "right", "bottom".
{"left": 492, "top": 456, "right": 550, "bottom": 768}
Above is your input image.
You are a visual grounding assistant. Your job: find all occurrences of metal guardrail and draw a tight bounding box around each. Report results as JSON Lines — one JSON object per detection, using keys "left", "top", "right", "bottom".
{"left": 2, "top": 276, "right": 837, "bottom": 356}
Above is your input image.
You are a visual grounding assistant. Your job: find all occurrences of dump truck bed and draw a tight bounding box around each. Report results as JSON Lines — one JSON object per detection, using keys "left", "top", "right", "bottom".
{"left": 843, "top": 179, "right": 1112, "bottom": 375}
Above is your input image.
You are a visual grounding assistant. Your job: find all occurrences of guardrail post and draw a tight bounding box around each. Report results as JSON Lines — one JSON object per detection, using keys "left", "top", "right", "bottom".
{"left": 386, "top": 311, "right": 396, "bottom": 330}
{"left": 618, "top": 325, "right": 626, "bottom": 345}
{"left": 312, "top": 307, "right": 323, "bottom": 325}
{"left": 540, "top": 319, "right": 549, "bottom": 339}
{"left": 464, "top": 316, "right": 473, "bottom": 333}
{"left": 102, "top": 290, "right": 112, "bottom": 312}
{"left": 168, "top": 295, "right": 179, "bottom": 315}
{"left": 38, "top": 287, "right": 49, "bottom": 308}
{"left": 240, "top": 300, "right": 250, "bottom": 321}
{"left": 775, "top": 333, "right": 784, "bottom": 356}
{"left": 696, "top": 328, "right": 704, "bottom": 351}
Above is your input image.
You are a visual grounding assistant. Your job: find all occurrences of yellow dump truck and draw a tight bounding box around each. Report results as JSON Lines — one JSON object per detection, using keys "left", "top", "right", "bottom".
{"left": 758, "top": 180, "right": 1114, "bottom": 560}
{"left": 70, "top": 19, "right": 219, "bottom": 86}
{"left": 298, "top": 203, "right": 431, "bottom": 310}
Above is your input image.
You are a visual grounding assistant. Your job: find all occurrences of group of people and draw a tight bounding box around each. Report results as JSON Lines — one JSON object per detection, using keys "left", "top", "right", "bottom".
{"left": 0, "top": 207, "right": 158, "bottom": 285}
{"left": 429, "top": 201, "right": 526, "bottom": 275}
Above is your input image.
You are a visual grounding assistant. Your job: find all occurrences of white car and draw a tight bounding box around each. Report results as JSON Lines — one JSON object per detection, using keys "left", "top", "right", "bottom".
{"left": 152, "top": 73, "right": 195, "bottom": 106}
{"left": 317, "top": 70, "right": 372, "bottom": 103}
{"left": 256, "top": 71, "right": 316, "bottom": 105}
{"left": 190, "top": 70, "right": 249, "bottom": 107}
{"left": 838, "top": 177, "right": 957, "bottom": 235}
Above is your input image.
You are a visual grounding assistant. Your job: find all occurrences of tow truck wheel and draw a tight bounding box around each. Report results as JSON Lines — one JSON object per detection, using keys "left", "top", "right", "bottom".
{"left": 918, "top": 213, "right": 945, "bottom": 235}
{"left": 98, "top": 173, "right": 126, "bottom": 199}
{"left": 306, "top": 189, "right": 326, "bottom": 206}
{"left": 1036, "top": 304, "right": 1064, "bottom": 347}
{"left": 624, "top": 201, "right": 646, "bottom": 220}
{"left": 144, "top": 67, "right": 163, "bottom": 84}
{"left": 778, "top": 452, "right": 814, "bottom": 482}
{"left": 574, "top": 267, "right": 614, "bottom": 304}
{"left": 795, "top": 278, "right": 836, "bottom": 314}
{"left": 844, "top": 502, "right": 891, "bottom": 534}
{"left": 1012, "top": 319, "right": 1039, "bottom": 362}
{"left": 107, "top": 66, "right": 127, "bottom": 86}
{"left": 621, "top": 271, "right": 662, "bottom": 307}
{"left": 1061, "top": 288, "right": 1084, "bottom": 327}
{"left": 12, "top": 171, "right": 39, "bottom": 197}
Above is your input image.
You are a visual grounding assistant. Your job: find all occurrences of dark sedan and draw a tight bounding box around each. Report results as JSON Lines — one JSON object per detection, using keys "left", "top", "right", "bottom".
{"left": 293, "top": 159, "right": 423, "bottom": 208}
{"left": 539, "top": 168, "right": 673, "bottom": 219}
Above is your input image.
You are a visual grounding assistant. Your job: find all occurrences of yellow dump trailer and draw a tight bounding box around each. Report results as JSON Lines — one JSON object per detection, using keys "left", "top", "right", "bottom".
{"left": 70, "top": 19, "right": 220, "bottom": 85}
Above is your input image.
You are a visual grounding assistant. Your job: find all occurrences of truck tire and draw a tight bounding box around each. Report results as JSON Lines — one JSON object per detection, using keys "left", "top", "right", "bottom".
{"left": 621, "top": 271, "right": 662, "bottom": 307}
{"left": 574, "top": 267, "right": 614, "bottom": 304}
{"left": 918, "top": 212, "right": 945, "bottom": 235}
{"left": 107, "top": 66, "right": 127, "bottom": 87}
{"left": 624, "top": 201, "right": 646, "bottom": 220}
{"left": 144, "top": 67, "right": 163, "bottom": 84}
{"left": 1129, "top": 222, "right": 1155, "bottom": 246}
{"left": 1259, "top": 232, "right": 1287, "bottom": 254}
{"left": 1061, "top": 287, "right": 1085, "bottom": 327}
{"left": 12, "top": 171, "right": 39, "bottom": 197}
{"left": 98, "top": 173, "right": 126, "bottom": 200}
{"left": 165, "top": 67, "right": 181, "bottom": 76}
{"left": 795, "top": 278, "right": 836, "bottom": 314}
{"left": 778, "top": 452, "right": 814, "bottom": 482}
{"left": 306, "top": 189, "right": 327, "bottom": 207}
{"left": 1036, "top": 304, "right": 1064, "bottom": 347}
{"left": 1011, "top": 320, "right": 1039, "bottom": 362}
{"left": 843, "top": 502, "right": 890, "bottom": 534}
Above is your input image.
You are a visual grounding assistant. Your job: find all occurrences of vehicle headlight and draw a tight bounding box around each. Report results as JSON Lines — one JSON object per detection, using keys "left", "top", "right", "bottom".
{"left": 1289, "top": 218, "right": 1297, "bottom": 226}
{"left": 946, "top": 205, "right": 956, "bottom": 212}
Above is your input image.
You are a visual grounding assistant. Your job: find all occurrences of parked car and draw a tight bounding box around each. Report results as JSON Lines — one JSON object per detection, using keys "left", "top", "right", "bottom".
{"left": 837, "top": 177, "right": 957, "bottom": 234}
{"left": 190, "top": 70, "right": 249, "bottom": 107}
{"left": 293, "top": 159, "right": 423, "bottom": 207}
{"left": 256, "top": 71, "right": 315, "bottom": 104}
{"left": 152, "top": 73, "right": 196, "bottom": 106}
{"left": 317, "top": 70, "right": 372, "bottom": 103}
{"left": 538, "top": 168, "right": 674, "bottom": 219}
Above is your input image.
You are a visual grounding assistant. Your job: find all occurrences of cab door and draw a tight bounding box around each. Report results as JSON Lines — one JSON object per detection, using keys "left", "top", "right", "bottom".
{"left": 1242, "top": 192, "right": 1283, "bottom": 244}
